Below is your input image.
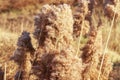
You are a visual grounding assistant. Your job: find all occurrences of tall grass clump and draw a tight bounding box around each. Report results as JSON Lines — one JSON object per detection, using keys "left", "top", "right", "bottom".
{"left": 11, "top": 31, "right": 35, "bottom": 80}
{"left": 31, "top": 4, "right": 82, "bottom": 80}
{"left": 1, "top": 0, "right": 119, "bottom": 79}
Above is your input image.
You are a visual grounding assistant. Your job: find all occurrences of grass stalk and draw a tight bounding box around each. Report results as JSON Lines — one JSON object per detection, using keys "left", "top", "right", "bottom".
{"left": 97, "top": 1, "right": 118, "bottom": 79}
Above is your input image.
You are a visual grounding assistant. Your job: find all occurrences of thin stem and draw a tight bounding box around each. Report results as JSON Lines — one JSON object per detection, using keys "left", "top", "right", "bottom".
{"left": 97, "top": 2, "right": 118, "bottom": 80}
{"left": 4, "top": 63, "right": 6, "bottom": 80}
{"left": 76, "top": 17, "right": 85, "bottom": 56}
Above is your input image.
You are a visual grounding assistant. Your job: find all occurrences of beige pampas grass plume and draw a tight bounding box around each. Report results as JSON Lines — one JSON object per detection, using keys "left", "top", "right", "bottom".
{"left": 73, "top": 0, "right": 90, "bottom": 38}
{"left": 34, "top": 4, "right": 74, "bottom": 52}
{"left": 31, "top": 4, "right": 83, "bottom": 80}
{"left": 104, "top": 4, "right": 119, "bottom": 19}
{"left": 82, "top": 21, "right": 112, "bottom": 80}
{"left": 81, "top": 23, "right": 101, "bottom": 79}
{"left": 11, "top": 31, "right": 35, "bottom": 80}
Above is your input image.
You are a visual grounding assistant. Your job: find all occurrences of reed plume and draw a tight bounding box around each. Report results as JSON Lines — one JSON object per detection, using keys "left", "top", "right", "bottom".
{"left": 31, "top": 4, "right": 83, "bottom": 80}
{"left": 11, "top": 31, "right": 35, "bottom": 80}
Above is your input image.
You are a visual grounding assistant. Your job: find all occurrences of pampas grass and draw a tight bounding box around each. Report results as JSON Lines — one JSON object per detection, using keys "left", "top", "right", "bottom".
{"left": 11, "top": 31, "right": 35, "bottom": 80}
{"left": 31, "top": 4, "right": 82, "bottom": 80}
{"left": 1, "top": 0, "right": 117, "bottom": 79}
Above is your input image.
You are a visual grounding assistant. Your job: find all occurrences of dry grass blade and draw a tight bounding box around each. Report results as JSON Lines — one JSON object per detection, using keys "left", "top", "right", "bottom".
{"left": 4, "top": 63, "right": 6, "bottom": 80}
{"left": 76, "top": 19, "right": 84, "bottom": 56}
{"left": 97, "top": 1, "right": 119, "bottom": 80}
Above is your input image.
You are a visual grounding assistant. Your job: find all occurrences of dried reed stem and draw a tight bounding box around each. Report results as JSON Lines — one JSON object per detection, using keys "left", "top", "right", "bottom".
{"left": 76, "top": 19, "right": 84, "bottom": 56}
{"left": 97, "top": 1, "right": 118, "bottom": 80}
{"left": 4, "top": 63, "right": 6, "bottom": 80}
